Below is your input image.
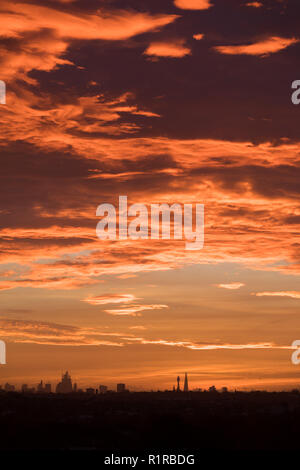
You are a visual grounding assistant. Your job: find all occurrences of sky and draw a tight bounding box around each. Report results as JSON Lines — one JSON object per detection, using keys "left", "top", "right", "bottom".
{"left": 1, "top": 0, "right": 300, "bottom": 391}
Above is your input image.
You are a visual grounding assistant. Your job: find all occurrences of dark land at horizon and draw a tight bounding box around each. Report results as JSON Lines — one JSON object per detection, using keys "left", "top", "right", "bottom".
{"left": 1, "top": 389, "right": 300, "bottom": 451}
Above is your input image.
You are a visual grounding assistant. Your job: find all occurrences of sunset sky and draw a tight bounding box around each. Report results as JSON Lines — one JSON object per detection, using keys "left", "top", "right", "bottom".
{"left": 1, "top": 0, "right": 300, "bottom": 391}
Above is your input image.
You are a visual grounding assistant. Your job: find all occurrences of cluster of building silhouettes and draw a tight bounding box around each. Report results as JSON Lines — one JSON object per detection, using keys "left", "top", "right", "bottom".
{"left": 0, "top": 371, "right": 196, "bottom": 394}
{"left": 55, "top": 371, "right": 129, "bottom": 394}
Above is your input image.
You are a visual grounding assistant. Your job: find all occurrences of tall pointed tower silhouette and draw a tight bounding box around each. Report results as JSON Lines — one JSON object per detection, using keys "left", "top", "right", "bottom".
{"left": 176, "top": 376, "right": 180, "bottom": 392}
{"left": 184, "top": 372, "right": 189, "bottom": 392}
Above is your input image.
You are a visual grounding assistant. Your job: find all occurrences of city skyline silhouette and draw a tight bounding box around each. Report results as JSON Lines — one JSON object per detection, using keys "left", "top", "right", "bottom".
{"left": 1, "top": 371, "right": 196, "bottom": 394}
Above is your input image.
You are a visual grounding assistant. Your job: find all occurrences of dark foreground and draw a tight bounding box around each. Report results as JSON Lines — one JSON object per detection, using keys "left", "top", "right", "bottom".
{"left": 1, "top": 390, "right": 300, "bottom": 451}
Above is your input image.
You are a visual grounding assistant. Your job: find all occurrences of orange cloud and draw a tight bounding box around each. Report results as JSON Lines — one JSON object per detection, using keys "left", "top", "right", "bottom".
{"left": 83, "top": 294, "right": 137, "bottom": 305}
{"left": 81, "top": 293, "right": 168, "bottom": 317}
{"left": 246, "top": 2, "right": 263, "bottom": 7}
{"left": 0, "top": 2, "right": 178, "bottom": 82}
{"left": 193, "top": 33, "right": 204, "bottom": 40}
{"left": 0, "top": 319, "right": 125, "bottom": 347}
{"left": 217, "top": 283, "right": 245, "bottom": 290}
{"left": 184, "top": 342, "right": 291, "bottom": 351}
{"left": 214, "top": 36, "right": 299, "bottom": 56}
{"left": 129, "top": 326, "right": 147, "bottom": 330}
{"left": 0, "top": 2, "right": 177, "bottom": 41}
{"left": 1, "top": 133, "right": 300, "bottom": 287}
{"left": 0, "top": 319, "right": 292, "bottom": 352}
{"left": 1, "top": 0, "right": 300, "bottom": 390}
{"left": 254, "top": 291, "right": 300, "bottom": 299}
{"left": 144, "top": 40, "right": 191, "bottom": 58}
{"left": 104, "top": 304, "right": 169, "bottom": 317}
{"left": 126, "top": 337, "right": 292, "bottom": 352}
{"left": 142, "top": 340, "right": 291, "bottom": 351}
{"left": 174, "top": 0, "right": 212, "bottom": 10}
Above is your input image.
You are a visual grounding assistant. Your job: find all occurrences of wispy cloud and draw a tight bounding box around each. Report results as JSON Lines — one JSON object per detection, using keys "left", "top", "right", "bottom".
{"left": 0, "top": 1, "right": 178, "bottom": 81}
{"left": 0, "top": 2, "right": 177, "bottom": 41}
{"left": 141, "top": 339, "right": 292, "bottom": 351}
{"left": 104, "top": 304, "right": 168, "bottom": 317}
{"left": 0, "top": 318, "right": 293, "bottom": 351}
{"left": 144, "top": 40, "right": 191, "bottom": 58}
{"left": 82, "top": 294, "right": 137, "bottom": 305}
{"left": 0, "top": 319, "right": 124, "bottom": 347}
{"left": 214, "top": 37, "right": 298, "bottom": 56}
{"left": 129, "top": 326, "right": 147, "bottom": 330}
{"left": 82, "top": 294, "right": 168, "bottom": 316}
{"left": 216, "top": 282, "right": 245, "bottom": 290}
{"left": 253, "top": 291, "right": 300, "bottom": 299}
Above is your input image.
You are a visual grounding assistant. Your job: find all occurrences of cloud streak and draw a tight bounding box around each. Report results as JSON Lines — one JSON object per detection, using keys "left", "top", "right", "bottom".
{"left": 82, "top": 294, "right": 168, "bottom": 316}
{"left": 254, "top": 291, "right": 300, "bottom": 299}
{"left": 0, "top": 2, "right": 177, "bottom": 41}
{"left": 104, "top": 304, "right": 168, "bottom": 317}
{"left": 144, "top": 40, "right": 191, "bottom": 58}
{"left": 214, "top": 37, "right": 299, "bottom": 57}
{"left": 217, "top": 283, "right": 245, "bottom": 290}
{"left": 0, "top": 319, "right": 293, "bottom": 351}
{"left": 83, "top": 294, "right": 137, "bottom": 305}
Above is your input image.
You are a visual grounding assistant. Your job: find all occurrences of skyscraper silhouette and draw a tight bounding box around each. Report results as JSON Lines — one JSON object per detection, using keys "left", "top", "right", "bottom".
{"left": 176, "top": 376, "right": 180, "bottom": 392}
{"left": 117, "top": 383, "right": 126, "bottom": 393}
{"left": 56, "top": 371, "right": 73, "bottom": 393}
{"left": 184, "top": 372, "right": 189, "bottom": 392}
{"left": 37, "top": 380, "right": 44, "bottom": 393}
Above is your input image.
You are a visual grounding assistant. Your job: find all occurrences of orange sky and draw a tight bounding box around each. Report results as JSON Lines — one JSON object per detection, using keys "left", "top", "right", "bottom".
{"left": 1, "top": 0, "right": 300, "bottom": 391}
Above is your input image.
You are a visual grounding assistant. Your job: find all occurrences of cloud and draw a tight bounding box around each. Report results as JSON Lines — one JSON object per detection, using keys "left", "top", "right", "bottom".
{"left": 1, "top": 0, "right": 300, "bottom": 289}
{"left": 129, "top": 326, "right": 147, "bottom": 330}
{"left": 174, "top": 0, "right": 212, "bottom": 10}
{"left": 214, "top": 37, "right": 299, "bottom": 56}
{"left": 0, "top": 318, "right": 125, "bottom": 346}
{"left": 0, "top": 279, "right": 98, "bottom": 291}
{"left": 140, "top": 339, "right": 291, "bottom": 351}
{"left": 0, "top": 318, "right": 292, "bottom": 352}
{"left": 183, "top": 342, "right": 291, "bottom": 351}
{"left": 144, "top": 40, "right": 191, "bottom": 58}
{"left": 245, "top": 2, "right": 263, "bottom": 7}
{"left": 193, "top": 33, "right": 204, "bottom": 40}
{"left": 0, "top": 2, "right": 177, "bottom": 41}
{"left": 82, "top": 294, "right": 137, "bottom": 305}
{"left": 117, "top": 274, "right": 137, "bottom": 279}
{"left": 104, "top": 304, "right": 169, "bottom": 317}
{"left": 0, "top": 2, "right": 178, "bottom": 82}
{"left": 82, "top": 293, "right": 168, "bottom": 317}
{"left": 217, "top": 282, "right": 245, "bottom": 290}
{"left": 254, "top": 291, "right": 300, "bottom": 299}
{"left": 1, "top": 137, "right": 300, "bottom": 289}
{"left": 2, "top": 0, "right": 300, "bottom": 389}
